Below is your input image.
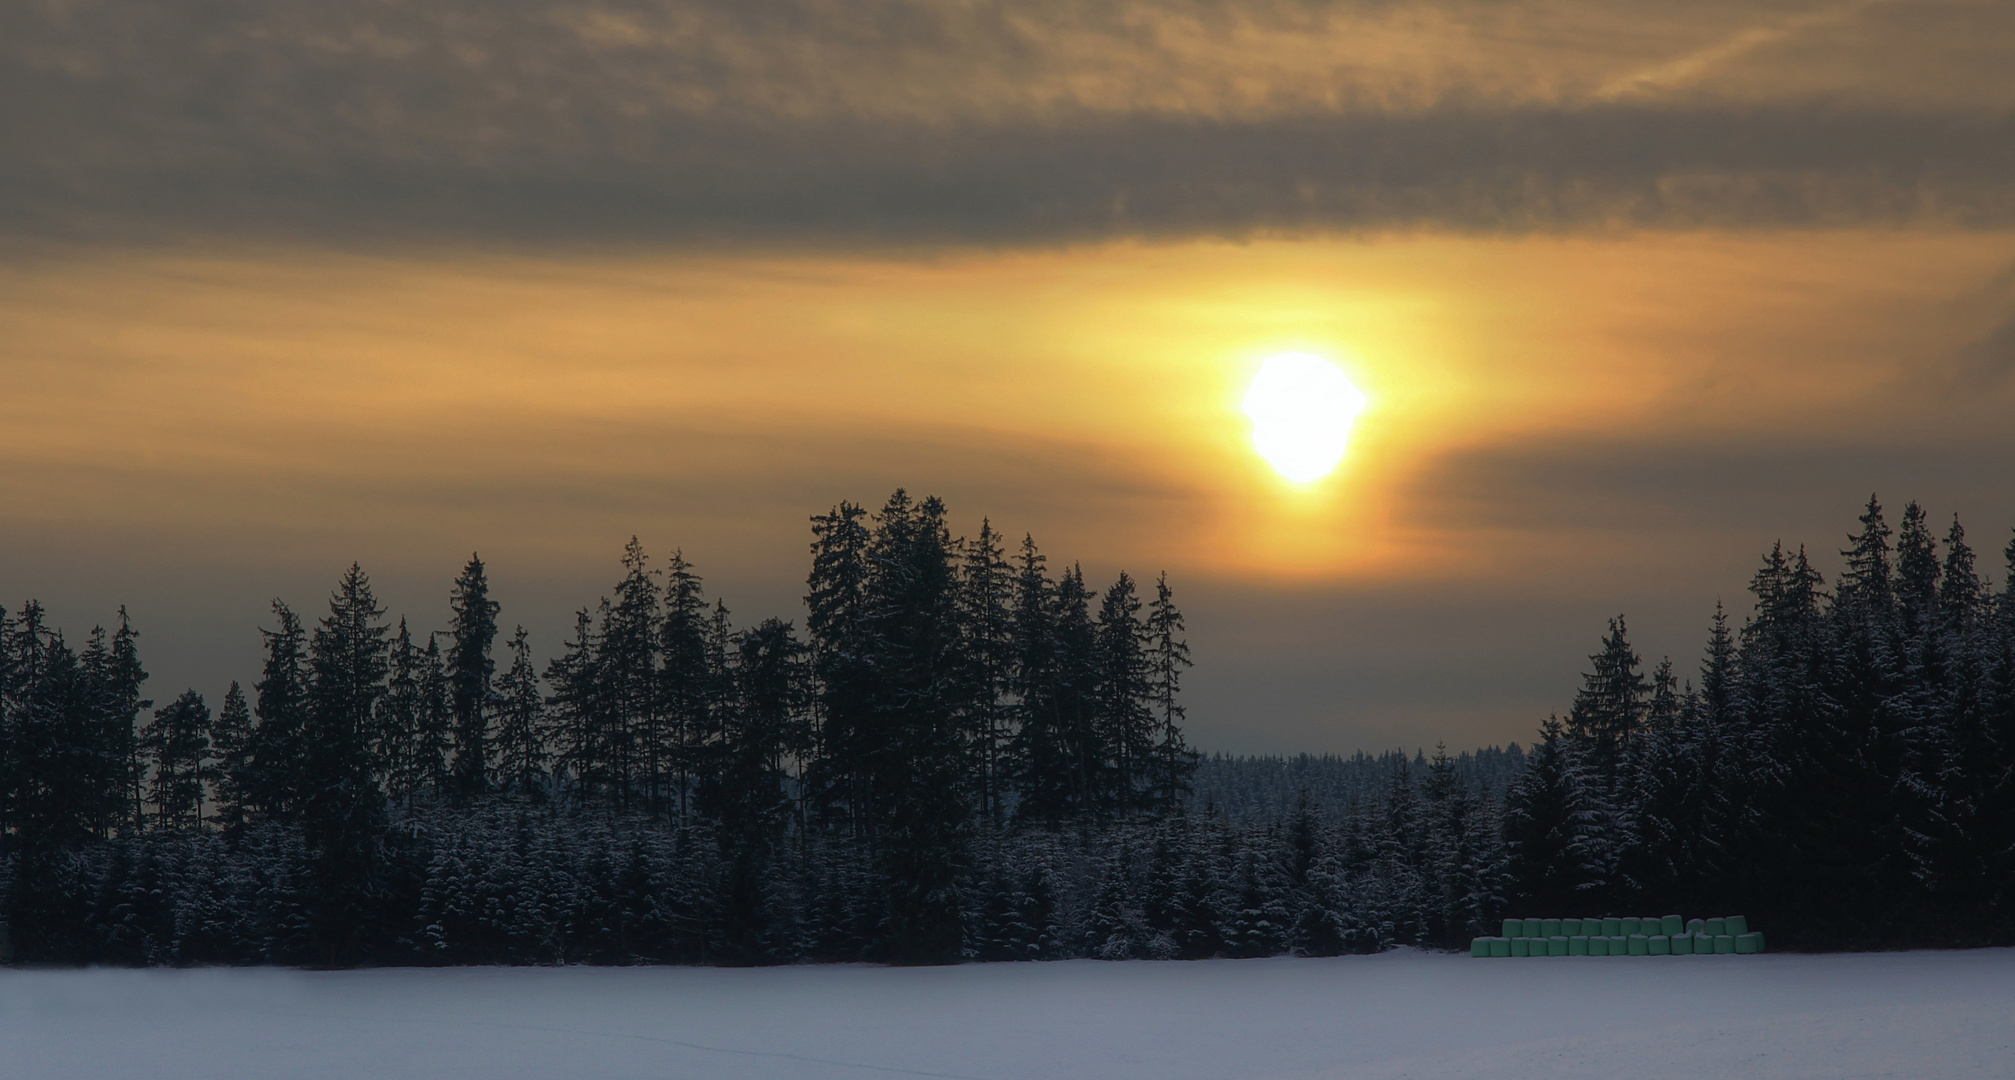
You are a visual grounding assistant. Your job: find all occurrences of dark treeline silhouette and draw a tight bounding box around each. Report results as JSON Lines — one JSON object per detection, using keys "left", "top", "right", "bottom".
{"left": 4, "top": 492, "right": 2012, "bottom": 965}
{"left": 1504, "top": 496, "right": 2015, "bottom": 950}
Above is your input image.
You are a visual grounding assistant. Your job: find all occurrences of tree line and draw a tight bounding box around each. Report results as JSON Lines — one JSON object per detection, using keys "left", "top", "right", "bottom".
{"left": 6, "top": 491, "right": 2011, "bottom": 965}
{"left": 1504, "top": 497, "right": 2015, "bottom": 949}
{"left": 2, "top": 490, "right": 1201, "bottom": 964}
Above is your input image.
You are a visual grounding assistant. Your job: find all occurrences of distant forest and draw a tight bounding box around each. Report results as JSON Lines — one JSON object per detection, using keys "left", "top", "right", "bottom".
{"left": 2, "top": 492, "right": 2012, "bottom": 966}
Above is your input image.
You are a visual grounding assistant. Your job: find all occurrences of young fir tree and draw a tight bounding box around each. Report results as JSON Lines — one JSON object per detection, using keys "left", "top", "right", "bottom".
{"left": 492, "top": 626, "right": 547, "bottom": 797}
{"left": 446, "top": 554, "right": 500, "bottom": 799}
{"left": 142, "top": 689, "right": 211, "bottom": 831}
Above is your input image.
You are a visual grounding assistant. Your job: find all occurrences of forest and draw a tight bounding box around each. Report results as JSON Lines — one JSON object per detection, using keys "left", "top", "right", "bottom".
{"left": 2, "top": 492, "right": 2013, "bottom": 966}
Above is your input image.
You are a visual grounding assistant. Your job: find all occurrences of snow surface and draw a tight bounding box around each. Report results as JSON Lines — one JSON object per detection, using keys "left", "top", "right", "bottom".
{"left": 5, "top": 949, "right": 2013, "bottom": 1080}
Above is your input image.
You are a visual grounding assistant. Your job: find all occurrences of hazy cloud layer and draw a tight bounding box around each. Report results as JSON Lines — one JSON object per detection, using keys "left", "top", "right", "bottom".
{"left": 6, "top": 0, "right": 2014, "bottom": 243}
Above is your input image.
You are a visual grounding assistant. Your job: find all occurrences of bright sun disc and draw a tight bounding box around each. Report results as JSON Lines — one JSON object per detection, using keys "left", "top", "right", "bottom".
{"left": 1243, "top": 353, "right": 1368, "bottom": 482}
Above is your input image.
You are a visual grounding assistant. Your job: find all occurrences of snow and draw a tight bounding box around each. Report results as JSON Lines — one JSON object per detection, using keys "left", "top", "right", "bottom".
{"left": 5, "top": 949, "right": 2013, "bottom": 1080}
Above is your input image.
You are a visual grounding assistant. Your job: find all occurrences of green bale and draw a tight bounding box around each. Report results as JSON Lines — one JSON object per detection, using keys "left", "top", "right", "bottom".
{"left": 1549, "top": 936, "right": 1569, "bottom": 957}
{"left": 1562, "top": 918, "right": 1582, "bottom": 936}
{"left": 1473, "top": 937, "right": 1492, "bottom": 958}
{"left": 1714, "top": 934, "right": 1735, "bottom": 954}
{"left": 1704, "top": 917, "right": 1726, "bottom": 936}
{"left": 1542, "top": 918, "right": 1563, "bottom": 937}
{"left": 1670, "top": 932, "right": 1694, "bottom": 955}
{"left": 1649, "top": 934, "right": 1671, "bottom": 956}
{"left": 1510, "top": 937, "right": 1530, "bottom": 957}
{"left": 1754, "top": 931, "right": 1766, "bottom": 952}
{"left": 1602, "top": 918, "right": 1622, "bottom": 936}
{"left": 1725, "top": 915, "right": 1749, "bottom": 935}
{"left": 1569, "top": 935, "right": 1590, "bottom": 956}
{"left": 1735, "top": 932, "right": 1761, "bottom": 954}
{"left": 1589, "top": 936, "right": 1608, "bottom": 957}
{"left": 1687, "top": 918, "right": 1706, "bottom": 935}
{"left": 1661, "top": 915, "right": 1684, "bottom": 936}
{"left": 1503, "top": 919, "right": 1522, "bottom": 939}
{"left": 1523, "top": 918, "right": 1545, "bottom": 937}
{"left": 1490, "top": 937, "right": 1511, "bottom": 958}
{"left": 1696, "top": 933, "right": 1717, "bottom": 954}
{"left": 1627, "top": 934, "right": 1649, "bottom": 956}
{"left": 1620, "top": 917, "right": 1641, "bottom": 935}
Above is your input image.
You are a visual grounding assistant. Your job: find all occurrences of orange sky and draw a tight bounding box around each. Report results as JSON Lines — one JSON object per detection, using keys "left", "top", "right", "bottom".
{"left": 6, "top": 0, "right": 2015, "bottom": 752}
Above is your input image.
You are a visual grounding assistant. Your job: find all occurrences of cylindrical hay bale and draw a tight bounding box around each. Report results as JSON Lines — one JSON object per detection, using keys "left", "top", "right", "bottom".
{"left": 1661, "top": 915, "right": 1684, "bottom": 936}
{"left": 1603, "top": 918, "right": 1622, "bottom": 936}
{"left": 1704, "top": 917, "right": 1726, "bottom": 936}
{"left": 1589, "top": 936, "right": 1608, "bottom": 956}
{"left": 1523, "top": 918, "right": 1545, "bottom": 937}
{"left": 1549, "top": 936, "right": 1569, "bottom": 956}
{"left": 1491, "top": 937, "right": 1511, "bottom": 958}
{"left": 1473, "top": 937, "right": 1492, "bottom": 957}
{"left": 1511, "top": 937, "right": 1531, "bottom": 957}
{"left": 1542, "top": 918, "right": 1563, "bottom": 937}
{"left": 1687, "top": 918, "right": 1706, "bottom": 935}
{"left": 1714, "top": 934, "right": 1735, "bottom": 954}
{"left": 1627, "top": 934, "right": 1649, "bottom": 956}
{"left": 1649, "top": 934, "right": 1671, "bottom": 956}
{"left": 1562, "top": 918, "right": 1583, "bottom": 936}
{"left": 1503, "top": 919, "right": 1522, "bottom": 938}
{"left": 1725, "top": 915, "right": 1749, "bottom": 935}
{"left": 1735, "top": 932, "right": 1760, "bottom": 954}
{"left": 1620, "top": 917, "right": 1642, "bottom": 935}
{"left": 1670, "top": 932, "right": 1694, "bottom": 955}
{"left": 1569, "top": 935, "right": 1590, "bottom": 956}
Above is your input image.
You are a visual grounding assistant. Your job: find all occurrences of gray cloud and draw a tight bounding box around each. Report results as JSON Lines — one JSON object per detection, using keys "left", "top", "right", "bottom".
{"left": 5, "top": 0, "right": 2013, "bottom": 245}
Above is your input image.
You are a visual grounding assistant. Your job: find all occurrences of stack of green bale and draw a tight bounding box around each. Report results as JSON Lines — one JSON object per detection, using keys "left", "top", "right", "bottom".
{"left": 1469, "top": 913, "right": 1765, "bottom": 957}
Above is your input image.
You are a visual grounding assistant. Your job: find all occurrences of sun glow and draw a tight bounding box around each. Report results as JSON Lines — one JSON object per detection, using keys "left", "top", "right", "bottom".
{"left": 1242, "top": 353, "right": 1368, "bottom": 483}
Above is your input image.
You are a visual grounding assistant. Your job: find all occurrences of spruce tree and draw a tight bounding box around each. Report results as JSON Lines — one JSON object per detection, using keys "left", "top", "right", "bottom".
{"left": 1144, "top": 572, "right": 1198, "bottom": 814}
{"left": 1094, "top": 573, "right": 1153, "bottom": 816}
{"left": 142, "top": 690, "right": 211, "bottom": 831}
{"left": 301, "top": 563, "right": 392, "bottom": 966}
{"left": 447, "top": 554, "right": 500, "bottom": 799}
{"left": 248, "top": 601, "right": 310, "bottom": 821}
{"left": 493, "top": 626, "right": 547, "bottom": 797}
{"left": 208, "top": 681, "right": 253, "bottom": 829}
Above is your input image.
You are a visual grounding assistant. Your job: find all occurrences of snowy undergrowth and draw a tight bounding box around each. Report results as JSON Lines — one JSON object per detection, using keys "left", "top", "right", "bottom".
{"left": 6, "top": 947, "right": 2013, "bottom": 1080}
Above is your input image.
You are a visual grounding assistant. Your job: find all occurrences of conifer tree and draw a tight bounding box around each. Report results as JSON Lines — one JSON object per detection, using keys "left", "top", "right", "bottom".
{"left": 1095, "top": 573, "right": 1153, "bottom": 815}
{"left": 301, "top": 563, "right": 392, "bottom": 965}
{"left": 493, "top": 626, "right": 547, "bottom": 797}
{"left": 414, "top": 634, "right": 453, "bottom": 798}
{"left": 958, "top": 519, "right": 1016, "bottom": 824}
{"left": 660, "top": 550, "right": 712, "bottom": 824}
{"left": 248, "top": 601, "right": 310, "bottom": 821}
{"left": 447, "top": 554, "right": 500, "bottom": 799}
{"left": 208, "top": 681, "right": 254, "bottom": 829}
{"left": 142, "top": 690, "right": 211, "bottom": 831}
{"left": 1144, "top": 572, "right": 1198, "bottom": 814}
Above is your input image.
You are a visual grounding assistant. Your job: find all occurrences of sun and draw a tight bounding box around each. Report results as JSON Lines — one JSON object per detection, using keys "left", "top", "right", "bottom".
{"left": 1242, "top": 353, "right": 1368, "bottom": 483}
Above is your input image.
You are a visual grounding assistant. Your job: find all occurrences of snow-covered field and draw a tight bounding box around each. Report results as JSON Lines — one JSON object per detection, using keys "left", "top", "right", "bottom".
{"left": 6, "top": 948, "right": 2013, "bottom": 1080}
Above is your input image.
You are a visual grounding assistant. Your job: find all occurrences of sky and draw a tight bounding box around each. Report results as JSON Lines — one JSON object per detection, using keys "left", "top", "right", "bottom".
{"left": 5, "top": 0, "right": 2015, "bottom": 755}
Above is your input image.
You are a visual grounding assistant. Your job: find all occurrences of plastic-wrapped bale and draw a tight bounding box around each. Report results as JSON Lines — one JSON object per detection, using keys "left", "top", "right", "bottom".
{"left": 1670, "top": 932, "right": 1694, "bottom": 955}
{"left": 1588, "top": 936, "right": 1608, "bottom": 957}
{"left": 1491, "top": 937, "right": 1511, "bottom": 958}
{"left": 1562, "top": 919, "right": 1582, "bottom": 936}
{"left": 1602, "top": 918, "right": 1622, "bottom": 936}
{"left": 1610, "top": 936, "right": 1630, "bottom": 955}
{"left": 1542, "top": 918, "right": 1563, "bottom": 937}
{"left": 1714, "top": 934, "right": 1736, "bottom": 954}
{"left": 1549, "top": 936, "right": 1569, "bottom": 956}
{"left": 1696, "top": 933, "right": 1717, "bottom": 954}
{"left": 1735, "top": 932, "right": 1763, "bottom": 954}
{"left": 1510, "top": 937, "right": 1530, "bottom": 957}
{"left": 1687, "top": 918, "right": 1706, "bottom": 935}
{"left": 1661, "top": 915, "right": 1684, "bottom": 936}
{"left": 1704, "top": 917, "right": 1726, "bottom": 936}
{"left": 1503, "top": 919, "right": 1522, "bottom": 939}
{"left": 1473, "top": 937, "right": 1492, "bottom": 957}
{"left": 1627, "top": 934, "right": 1649, "bottom": 956}
{"left": 1569, "top": 935, "right": 1590, "bottom": 956}
{"left": 1649, "top": 935, "right": 1671, "bottom": 956}
{"left": 1725, "top": 915, "right": 1749, "bottom": 935}
{"left": 1523, "top": 918, "right": 1545, "bottom": 937}
{"left": 1620, "top": 917, "right": 1641, "bottom": 935}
